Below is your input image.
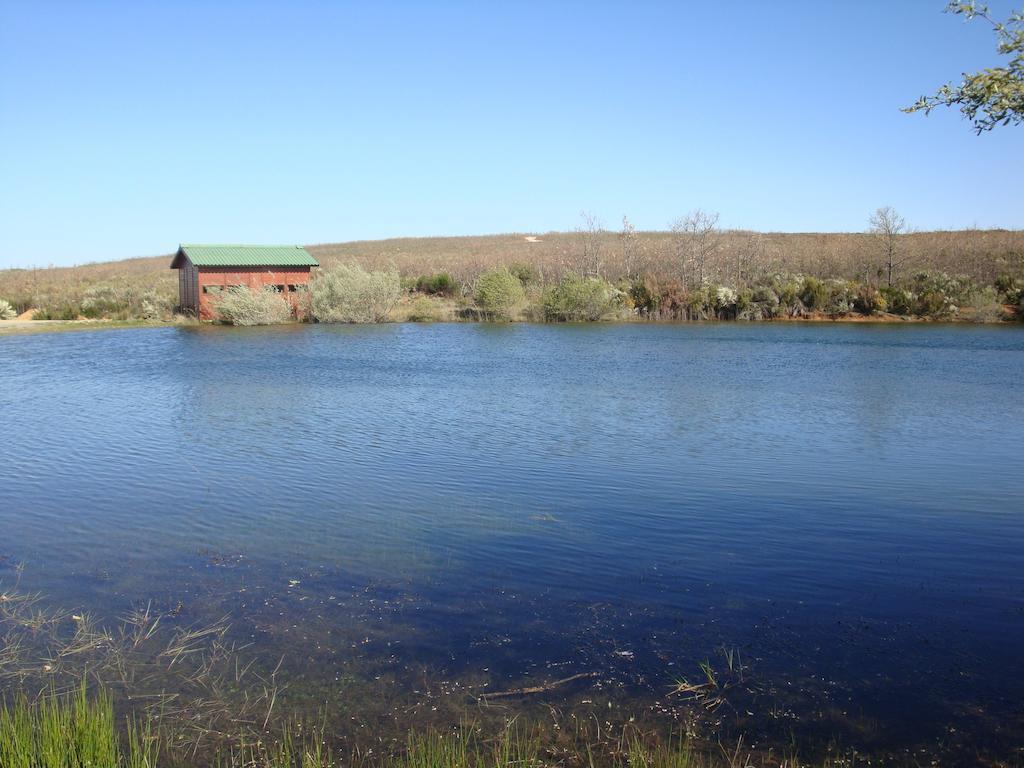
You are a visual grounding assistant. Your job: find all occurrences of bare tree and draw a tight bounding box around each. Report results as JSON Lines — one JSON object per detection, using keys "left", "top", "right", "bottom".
{"left": 670, "top": 209, "right": 720, "bottom": 289}
{"left": 669, "top": 218, "right": 691, "bottom": 289}
{"left": 868, "top": 206, "right": 907, "bottom": 286}
{"left": 574, "top": 211, "right": 605, "bottom": 277}
{"left": 620, "top": 215, "right": 640, "bottom": 281}
{"left": 739, "top": 232, "right": 765, "bottom": 286}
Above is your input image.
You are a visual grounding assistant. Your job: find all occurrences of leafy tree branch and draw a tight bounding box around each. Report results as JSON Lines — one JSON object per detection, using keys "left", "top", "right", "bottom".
{"left": 904, "top": 2, "right": 1023, "bottom": 132}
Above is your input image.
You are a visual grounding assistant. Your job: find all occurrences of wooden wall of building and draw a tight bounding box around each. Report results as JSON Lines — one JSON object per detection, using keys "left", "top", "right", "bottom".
{"left": 196, "top": 266, "right": 313, "bottom": 320}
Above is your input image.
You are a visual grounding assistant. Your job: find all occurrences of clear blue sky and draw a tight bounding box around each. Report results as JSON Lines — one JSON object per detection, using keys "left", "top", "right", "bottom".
{"left": 0, "top": 1, "right": 1020, "bottom": 268}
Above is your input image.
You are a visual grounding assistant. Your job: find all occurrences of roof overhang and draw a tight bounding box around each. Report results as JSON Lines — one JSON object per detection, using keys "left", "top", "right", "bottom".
{"left": 169, "top": 247, "right": 189, "bottom": 269}
{"left": 169, "top": 244, "right": 320, "bottom": 269}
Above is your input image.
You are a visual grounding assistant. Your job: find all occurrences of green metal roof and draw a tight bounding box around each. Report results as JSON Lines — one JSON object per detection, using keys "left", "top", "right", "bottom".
{"left": 171, "top": 244, "right": 319, "bottom": 268}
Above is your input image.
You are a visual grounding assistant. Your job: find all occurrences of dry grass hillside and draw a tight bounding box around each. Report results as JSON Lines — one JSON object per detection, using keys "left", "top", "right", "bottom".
{"left": 310, "top": 229, "right": 1024, "bottom": 285}
{"left": 1, "top": 229, "right": 1021, "bottom": 318}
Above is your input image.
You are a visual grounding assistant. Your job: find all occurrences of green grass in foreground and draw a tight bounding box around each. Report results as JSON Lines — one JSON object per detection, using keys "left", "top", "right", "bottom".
{"left": 0, "top": 684, "right": 158, "bottom": 768}
{"left": 0, "top": 688, "right": 838, "bottom": 768}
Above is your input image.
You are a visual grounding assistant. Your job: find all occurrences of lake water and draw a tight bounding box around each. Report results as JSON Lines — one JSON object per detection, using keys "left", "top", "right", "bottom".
{"left": 1, "top": 323, "right": 1022, "bottom": 761}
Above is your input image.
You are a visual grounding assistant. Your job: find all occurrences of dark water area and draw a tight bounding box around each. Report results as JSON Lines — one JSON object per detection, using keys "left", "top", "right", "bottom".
{"left": 1, "top": 323, "right": 1023, "bottom": 761}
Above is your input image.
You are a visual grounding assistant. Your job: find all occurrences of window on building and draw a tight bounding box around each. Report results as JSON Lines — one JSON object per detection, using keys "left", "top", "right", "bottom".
{"left": 288, "top": 284, "right": 309, "bottom": 293}
{"left": 203, "top": 285, "right": 223, "bottom": 294}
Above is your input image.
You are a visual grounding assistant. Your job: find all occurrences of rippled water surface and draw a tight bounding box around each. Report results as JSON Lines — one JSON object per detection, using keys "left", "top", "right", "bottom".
{"left": 2, "top": 323, "right": 1023, "bottom": 758}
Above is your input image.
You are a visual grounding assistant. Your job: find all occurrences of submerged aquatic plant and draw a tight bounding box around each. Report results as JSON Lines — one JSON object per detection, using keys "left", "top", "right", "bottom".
{"left": 0, "top": 581, "right": 263, "bottom": 755}
{"left": 668, "top": 647, "right": 748, "bottom": 717}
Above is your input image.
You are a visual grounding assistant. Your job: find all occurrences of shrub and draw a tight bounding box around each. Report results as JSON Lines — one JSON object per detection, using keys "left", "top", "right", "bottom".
{"left": 880, "top": 285, "right": 914, "bottom": 315}
{"left": 898, "top": 272, "right": 974, "bottom": 319}
{"left": 994, "top": 274, "right": 1019, "bottom": 300}
{"left": 542, "top": 274, "right": 620, "bottom": 321}
{"left": 686, "top": 286, "right": 713, "bottom": 320}
{"left": 711, "top": 285, "right": 738, "bottom": 317}
{"left": 916, "top": 290, "right": 955, "bottom": 318}
{"left": 415, "top": 272, "right": 457, "bottom": 296}
{"left": 739, "top": 285, "right": 780, "bottom": 320}
{"left": 799, "top": 276, "right": 828, "bottom": 312}
{"left": 33, "top": 303, "right": 81, "bottom": 321}
{"left": 751, "top": 285, "right": 779, "bottom": 306}
{"left": 81, "top": 284, "right": 129, "bottom": 318}
{"left": 474, "top": 268, "right": 525, "bottom": 320}
{"left": 0, "top": 299, "right": 15, "bottom": 320}
{"left": 311, "top": 264, "right": 402, "bottom": 323}
{"left": 735, "top": 288, "right": 753, "bottom": 318}
{"left": 775, "top": 277, "right": 803, "bottom": 315}
{"left": 629, "top": 278, "right": 659, "bottom": 315}
{"left": 138, "top": 290, "right": 171, "bottom": 320}
{"left": 407, "top": 295, "right": 443, "bottom": 322}
{"left": 910, "top": 272, "right": 975, "bottom": 308}
{"left": 215, "top": 286, "right": 293, "bottom": 326}
{"left": 823, "top": 279, "right": 855, "bottom": 315}
{"left": 853, "top": 285, "right": 886, "bottom": 315}
{"left": 962, "top": 287, "right": 1005, "bottom": 322}
{"left": 656, "top": 280, "right": 689, "bottom": 319}
{"left": 508, "top": 262, "right": 540, "bottom": 286}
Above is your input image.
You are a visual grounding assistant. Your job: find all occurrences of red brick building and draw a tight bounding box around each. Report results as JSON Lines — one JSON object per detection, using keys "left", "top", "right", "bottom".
{"left": 170, "top": 244, "right": 320, "bottom": 321}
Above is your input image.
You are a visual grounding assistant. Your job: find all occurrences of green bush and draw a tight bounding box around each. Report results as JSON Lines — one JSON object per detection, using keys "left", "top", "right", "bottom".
{"left": 628, "top": 278, "right": 659, "bottom": 315}
{"left": 910, "top": 272, "right": 975, "bottom": 308}
{"left": 474, "top": 268, "right": 525, "bottom": 320}
{"left": 823, "top": 279, "right": 855, "bottom": 315}
{"left": 215, "top": 286, "right": 293, "bottom": 326}
{"left": 916, "top": 290, "right": 954, "bottom": 318}
{"left": 962, "top": 287, "right": 1005, "bottom": 322}
{"left": 738, "top": 285, "right": 780, "bottom": 320}
{"left": 899, "top": 272, "right": 975, "bottom": 319}
{"left": 81, "top": 284, "right": 130, "bottom": 318}
{"left": 799, "top": 276, "right": 828, "bottom": 311}
{"left": 686, "top": 287, "right": 713, "bottom": 320}
{"left": 33, "top": 303, "right": 81, "bottom": 321}
{"left": 775, "top": 277, "right": 803, "bottom": 315}
{"left": 0, "top": 299, "right": 15, "bottom": 320}
{"left": 508, "top": 262, "right": 540, "bottom": 286}
{"left": 711, "top": 285, "right": 738, "bottom": 317}
{"left": 138, "top": 290, "right": 171, "bottom": 320}
{"left": 542, "top": 274, "right": 620, "bottom": 321}
{"left": 994, "top": 274, "right": 1019, "bottom": 300}
{"left": 880, "top": 285, "right": 914, "bottom": 315}
{"left": 407, "top": 295, "right": 442, "bottom": 322}
{"left": 415, "top": 272, "right": 457, "bottom": 296}
{"left": 311, "top": 264, "right": 402, "bottom": 323}
{"left": 853, "top": 285, "right": 886, "bottom": 315}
